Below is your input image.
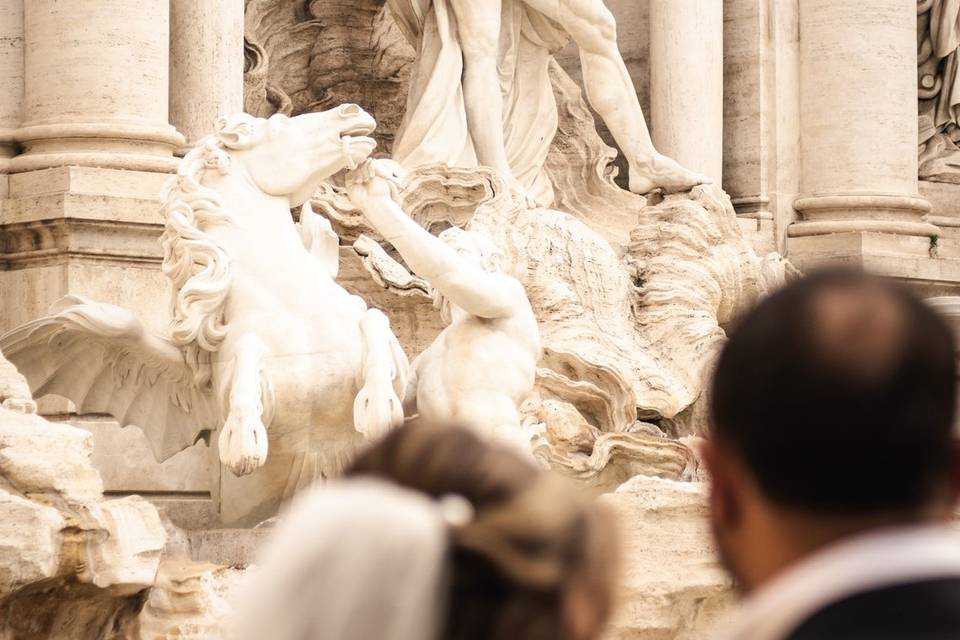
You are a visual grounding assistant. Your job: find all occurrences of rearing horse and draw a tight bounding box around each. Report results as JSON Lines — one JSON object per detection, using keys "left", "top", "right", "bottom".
{"left": 0, "top": 106, "right": 409, "bottom": 525}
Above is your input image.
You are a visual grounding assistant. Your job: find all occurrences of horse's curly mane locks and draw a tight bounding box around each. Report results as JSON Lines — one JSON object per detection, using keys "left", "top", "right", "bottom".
{"left": 159, "top": 114, "right": 262, "bottom": 386}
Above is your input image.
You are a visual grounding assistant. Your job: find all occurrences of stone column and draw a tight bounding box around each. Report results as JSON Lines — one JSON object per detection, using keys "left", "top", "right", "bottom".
{"left": 720, "top": 0, "right": 801, "bottom": 256}
{"left": 649, "top": 0, "right": 724, "bottom": 184}
{"left": 170, "top": 0, "right": 245, "bottom": 151}
{"left": 790, "top": 0, "right": 936, "bottom": 245}
{"left": 0, "top": 0, "right": 22, "bottom": 178}
{"left": 1, "top": 0, "right": 209, "bottom": 521}
{"left": 12, "top": 0, "right": 182, "bottom": 173}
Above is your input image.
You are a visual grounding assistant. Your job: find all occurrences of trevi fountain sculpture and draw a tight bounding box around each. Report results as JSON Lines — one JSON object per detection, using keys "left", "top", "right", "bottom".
{"left": 0, "top": 0, "right": 802, "bottom": 637}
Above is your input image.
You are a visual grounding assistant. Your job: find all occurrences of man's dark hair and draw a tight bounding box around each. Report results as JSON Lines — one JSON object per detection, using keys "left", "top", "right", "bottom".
{"left": 711, "top": 268, "right": 957, "bottom": 513}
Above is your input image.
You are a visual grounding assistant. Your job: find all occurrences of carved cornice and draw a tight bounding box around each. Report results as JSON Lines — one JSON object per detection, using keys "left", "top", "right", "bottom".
{"left": 0, "top": 218, "right": 163, "bottom": 270}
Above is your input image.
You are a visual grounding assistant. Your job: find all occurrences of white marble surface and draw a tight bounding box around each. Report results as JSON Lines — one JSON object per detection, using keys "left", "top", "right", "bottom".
{"left": 1, "top": 107, "right": 414, "bottom": 527}
{"left": 388, "top": 0, "right": 707, "bottom": 200}
{"left": 346, "top": 159, "right": 541, "bottom": 451}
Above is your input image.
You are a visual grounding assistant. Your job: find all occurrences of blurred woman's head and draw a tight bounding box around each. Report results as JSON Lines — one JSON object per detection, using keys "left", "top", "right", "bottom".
{"left": 347, "top": 421, "right": 620, "bottom": 640}
{"left": 236, "top": 421, "right": 619, "bottom": 640}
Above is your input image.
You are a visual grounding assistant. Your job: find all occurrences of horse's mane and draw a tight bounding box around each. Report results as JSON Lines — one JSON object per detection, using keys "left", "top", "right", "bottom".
{"left": 160, "top": 116, "right": 256, "bottom": 386}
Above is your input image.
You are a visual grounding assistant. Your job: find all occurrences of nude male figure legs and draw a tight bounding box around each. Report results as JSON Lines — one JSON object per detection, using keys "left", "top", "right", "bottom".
{"left": 448, "top": 0, "right": 711, "bottom": 195}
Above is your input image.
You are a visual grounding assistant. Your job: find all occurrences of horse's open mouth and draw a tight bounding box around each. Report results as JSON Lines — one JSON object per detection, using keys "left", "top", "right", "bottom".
{"left": 340, "top": 124, "right": 375, "bottom": 139}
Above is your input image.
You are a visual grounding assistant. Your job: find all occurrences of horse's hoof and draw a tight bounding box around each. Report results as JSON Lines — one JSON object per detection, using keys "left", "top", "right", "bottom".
{"left": 218, "top": 409, "right": 269, "bottom": 476}
{"left": 353, "top": 384, "right": 404, "bottom": 440}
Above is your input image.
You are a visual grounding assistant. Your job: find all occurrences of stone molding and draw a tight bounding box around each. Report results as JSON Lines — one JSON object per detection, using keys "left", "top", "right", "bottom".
{"left": 791, "top": 194, "right": 938, "bottom": 238}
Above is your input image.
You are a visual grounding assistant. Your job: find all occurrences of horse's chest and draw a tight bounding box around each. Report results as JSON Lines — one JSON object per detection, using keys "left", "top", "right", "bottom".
{"left": 264, "top": 341, "right": 364, "bottom": 424}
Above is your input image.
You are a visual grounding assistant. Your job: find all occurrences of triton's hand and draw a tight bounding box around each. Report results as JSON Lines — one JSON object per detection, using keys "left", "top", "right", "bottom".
{"left": 345, "top": 158, "right": 407, "bottom": 206}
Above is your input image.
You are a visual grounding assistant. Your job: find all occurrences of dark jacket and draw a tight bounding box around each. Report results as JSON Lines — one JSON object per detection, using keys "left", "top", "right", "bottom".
{"left": 787, "top": 577, "right": 960, "bottom": 640}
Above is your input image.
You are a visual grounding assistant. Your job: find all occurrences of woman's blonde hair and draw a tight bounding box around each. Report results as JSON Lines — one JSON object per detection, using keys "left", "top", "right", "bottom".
{"left": 347, "top": 421, "right": 620, "bottom": 640}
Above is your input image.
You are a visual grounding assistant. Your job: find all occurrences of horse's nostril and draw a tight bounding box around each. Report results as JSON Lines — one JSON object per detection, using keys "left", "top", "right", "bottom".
{"left": 340, "top": 104, "right": 361, "bottom": 116}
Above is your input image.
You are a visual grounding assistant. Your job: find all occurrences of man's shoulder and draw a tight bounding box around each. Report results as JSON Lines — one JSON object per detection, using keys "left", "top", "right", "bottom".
{"left": 787, "top": 576, "right": 960, "bottom": 640}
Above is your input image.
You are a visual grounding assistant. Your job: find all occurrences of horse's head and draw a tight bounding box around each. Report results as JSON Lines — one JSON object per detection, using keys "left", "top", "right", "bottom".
{"left": 214, "top": 105, "right": 377, "bottom": 206}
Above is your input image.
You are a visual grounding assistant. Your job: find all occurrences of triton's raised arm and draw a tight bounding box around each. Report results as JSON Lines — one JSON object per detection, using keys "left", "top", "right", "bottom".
{"left": 345, "top": 160, "right": 522, "bottom": 320}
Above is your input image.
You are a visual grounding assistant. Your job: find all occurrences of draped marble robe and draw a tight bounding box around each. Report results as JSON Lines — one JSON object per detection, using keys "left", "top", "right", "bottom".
{"left": 920, "top": 0, "right": 960, "bottom": 180}
{"left": 929, "top": 0, "right": 960, "bottom": 139}
{"left": 386, "top": 0, "right": 570, "bottom": 206}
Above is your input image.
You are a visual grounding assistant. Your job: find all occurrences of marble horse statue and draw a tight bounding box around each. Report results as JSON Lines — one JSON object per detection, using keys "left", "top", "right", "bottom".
{"left": 0, "top": 106, "right": 409, "bottom": 525}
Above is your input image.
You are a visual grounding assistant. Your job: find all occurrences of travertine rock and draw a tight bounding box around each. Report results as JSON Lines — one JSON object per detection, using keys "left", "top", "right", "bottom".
{"left": 527, "top": 398, "right": 697, "bottom": 491}
{"left": 0, "top": 355, "right": 166, "bottom": 638}
{"left": 388, "top": 162, "right": 787, "bottom": 439}
{"left": 601, "top": 476, "right": 733, "bottom": 640}
{"left": 134, "top": 560, "right": 247, "bottom": 640}
{"left": 0, "top": 350, "right": 34, "bottom": 414}
{"left": 243, "top": 0, "right": 414, "bottom": 154}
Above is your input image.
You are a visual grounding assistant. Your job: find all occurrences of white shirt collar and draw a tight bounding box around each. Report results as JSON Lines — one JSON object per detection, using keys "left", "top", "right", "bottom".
{"left": 713, "top": 523, "right": 960, "bottom": 640}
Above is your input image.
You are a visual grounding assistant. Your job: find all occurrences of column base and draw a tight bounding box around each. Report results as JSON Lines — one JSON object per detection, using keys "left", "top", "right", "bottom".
{"left": 11, "top": 121, "right": 184, "bottom": 173}
{"left": 0, "top": 127, "right": 18, "bottom": 175}
{"left": 731, "top": 195, "right": 774, "bottom": 220}
{"left": 791, "top": 193, "right": 937, "bottom": 238}
{"left": 786, "top": 230, "right": 960, "bottom": 296}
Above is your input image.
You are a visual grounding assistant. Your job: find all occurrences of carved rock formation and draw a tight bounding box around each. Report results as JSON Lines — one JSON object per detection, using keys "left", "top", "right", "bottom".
{"left": 0, "top": 352, "right": 166, "bottom": 639}
{"left": 244, "top": 0, "right": 414, "bottom": 154}
{"left": 526, "top": 399, "right": 697, "bottom": 492}
{"left": 601, "top": 476, "right": 733, "bottom": 639}
{"left": 0, "top": 351, "right": 35, "bottom": 414}
{"left": 133, "top": 560, "right": 247, "bottom": 640}
{"left": 309, "top": 55, "right": 789, "bottom": 487}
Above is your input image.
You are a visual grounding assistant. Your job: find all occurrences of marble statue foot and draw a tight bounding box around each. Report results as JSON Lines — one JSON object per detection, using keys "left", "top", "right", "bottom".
{"left": 628, "top": 154, "right": 712, "bottom": 195}
{"left": 218, "top": 408, "right": 269, "bottom": 476}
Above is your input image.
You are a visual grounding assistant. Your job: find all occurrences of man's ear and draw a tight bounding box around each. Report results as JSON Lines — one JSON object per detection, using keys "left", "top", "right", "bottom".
{"left": 701, "top": 437, "right": 742, "bottom": 529}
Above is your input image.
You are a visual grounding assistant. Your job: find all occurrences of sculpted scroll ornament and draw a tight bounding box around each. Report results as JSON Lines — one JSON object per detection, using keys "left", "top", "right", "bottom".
{"left": 0, "top": 106, "right": 410, "bottom": 526}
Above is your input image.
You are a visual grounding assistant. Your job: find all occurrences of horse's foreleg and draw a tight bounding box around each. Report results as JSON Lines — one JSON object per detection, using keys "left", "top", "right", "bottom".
{"left": 353, "top": 308, "right": 408, "bottom": 439}
{"left": 218, "top": 333, "right": 273, "bottom": 476}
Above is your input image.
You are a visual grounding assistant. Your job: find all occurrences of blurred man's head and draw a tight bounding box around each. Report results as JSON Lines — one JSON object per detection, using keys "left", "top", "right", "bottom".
{"left": 703, "top": 268, "right": 960, "bottom": 591}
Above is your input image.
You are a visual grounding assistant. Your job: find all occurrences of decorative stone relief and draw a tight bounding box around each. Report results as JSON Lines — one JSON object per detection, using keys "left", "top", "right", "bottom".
{"left": 386, "top": 0, "right": 708, "bottom": 204}
{"left": 294, "top": 19, "right": 793, "bottom": 484}
{"left": 339, "top": 159, "right": 788, "bottom": 480}
{"left": 0, "top": 107, "right": 411, "bottom": 527}
{"left": 919, "top": 0, "right": 960, "bottom": 183}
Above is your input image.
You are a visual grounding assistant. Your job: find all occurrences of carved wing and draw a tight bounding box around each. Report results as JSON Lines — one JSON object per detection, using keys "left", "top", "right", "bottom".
{"left": 0, "top": 296, "right": 220, "bottom": 462}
